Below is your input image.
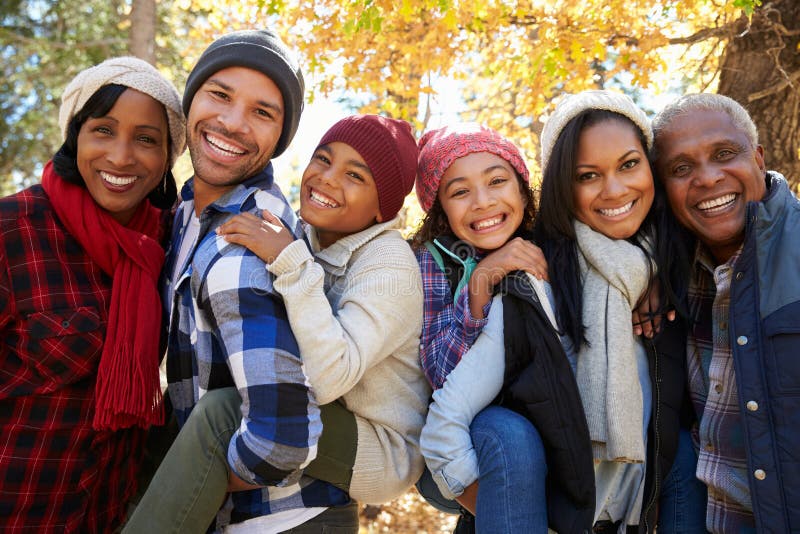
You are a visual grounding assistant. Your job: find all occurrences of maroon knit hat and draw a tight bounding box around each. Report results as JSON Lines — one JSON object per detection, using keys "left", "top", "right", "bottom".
{"left": 318, "top": 115, "right": 419, "bottom": 221}
{"left": 415, "top": 123, "right": 529, "bottom": 213}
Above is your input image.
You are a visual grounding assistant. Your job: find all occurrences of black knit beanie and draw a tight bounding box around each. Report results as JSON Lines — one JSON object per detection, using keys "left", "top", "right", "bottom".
{"left": 182, "top": 29, "right": 305, "bottom": 158}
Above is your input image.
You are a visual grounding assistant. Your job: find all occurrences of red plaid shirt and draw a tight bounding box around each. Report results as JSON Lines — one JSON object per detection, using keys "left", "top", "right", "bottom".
{"left": 0, "top": 185, "right": 145, "bottom": 533}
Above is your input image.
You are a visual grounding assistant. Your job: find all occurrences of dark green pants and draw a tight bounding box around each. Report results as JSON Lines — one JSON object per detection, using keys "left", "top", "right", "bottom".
{"left": 124, "top": 387, "right": 358, "bottom": 533}
{"left": 306, "top": 396, "right": 357, "bottom": 492}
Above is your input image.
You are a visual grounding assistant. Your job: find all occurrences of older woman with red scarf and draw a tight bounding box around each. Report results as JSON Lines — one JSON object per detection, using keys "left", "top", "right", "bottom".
{"left": 0, "top": 57, "right": 186, "bottom": 533}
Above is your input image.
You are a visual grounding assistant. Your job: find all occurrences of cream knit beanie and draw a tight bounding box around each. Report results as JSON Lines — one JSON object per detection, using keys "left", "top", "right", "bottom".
{"left": 58, "top": 56, "right": 186, "bottom": 166}
{"left": 540, "top": 90, "right": 652, "bottom": 173}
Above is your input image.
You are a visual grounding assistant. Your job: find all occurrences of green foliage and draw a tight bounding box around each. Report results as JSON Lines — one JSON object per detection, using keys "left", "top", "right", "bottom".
{"left": 0, "top": 0, "right": 129, "bottom": 187}
{"left": 0, "top": 0, "right": 198, "bottom": 190}
{"left": 732, "top": 0, "right": 761, "bottom": 17}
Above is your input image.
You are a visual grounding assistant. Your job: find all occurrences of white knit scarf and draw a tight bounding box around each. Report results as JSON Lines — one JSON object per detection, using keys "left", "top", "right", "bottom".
{"left": 574, "top": 220, "right": 652, "bottom": 463}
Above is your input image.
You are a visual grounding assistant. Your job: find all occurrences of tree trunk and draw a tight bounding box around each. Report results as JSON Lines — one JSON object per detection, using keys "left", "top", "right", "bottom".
{"left": 129, "top": 0, "right": 156, "bottom": 65}
{"left": 717, "top": 0, "right": 800, "bottom": 191}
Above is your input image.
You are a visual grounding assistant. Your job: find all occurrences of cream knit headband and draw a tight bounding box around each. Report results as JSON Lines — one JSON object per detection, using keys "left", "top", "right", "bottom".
{"left": 540, "top": 90, "right": 652, "bottom": 173}
{"left": 58, "top": 56, "right": 186, "bottom": 166}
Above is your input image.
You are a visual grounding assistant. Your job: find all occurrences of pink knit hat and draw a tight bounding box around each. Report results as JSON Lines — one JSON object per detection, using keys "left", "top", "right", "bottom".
{"left": 415, "top": 123, "right": 529, "bottom": 213}
{"left": 318, "top": 115, "right": 418, "bottom": 221}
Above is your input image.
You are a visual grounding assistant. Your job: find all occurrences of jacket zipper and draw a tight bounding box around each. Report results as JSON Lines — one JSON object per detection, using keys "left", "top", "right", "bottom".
{"left": 642, "top": 339, "right": 661, "bottom": 533}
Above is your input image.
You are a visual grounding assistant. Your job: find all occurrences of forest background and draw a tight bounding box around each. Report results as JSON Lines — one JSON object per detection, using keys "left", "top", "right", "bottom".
{"left": 2, "top": 0, "right": 799, "bottom": 531}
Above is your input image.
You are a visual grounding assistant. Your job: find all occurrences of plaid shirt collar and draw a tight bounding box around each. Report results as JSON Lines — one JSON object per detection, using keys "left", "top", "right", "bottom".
{"left": 692, "top": 239, "right": 744, "bottom": 276}
{"left": 179, "top": 163, "right": 277, "bottom": 215}
{"left": 165, "top": 163, "right": 292, "bottom": 294}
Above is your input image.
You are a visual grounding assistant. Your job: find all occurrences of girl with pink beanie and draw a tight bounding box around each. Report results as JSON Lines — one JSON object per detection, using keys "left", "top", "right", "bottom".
{"left": 411, "top": 123, "right": 553, "bottom": 532}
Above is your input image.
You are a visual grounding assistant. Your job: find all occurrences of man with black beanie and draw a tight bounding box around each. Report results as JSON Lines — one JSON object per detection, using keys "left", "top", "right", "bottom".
{"left": 125, "top": 29, "right": 358, "bottom": 532}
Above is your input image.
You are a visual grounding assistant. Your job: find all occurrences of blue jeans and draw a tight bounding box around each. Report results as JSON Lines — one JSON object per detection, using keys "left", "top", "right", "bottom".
{"left": 658, "top": 428, "right": 708, "bottom": 533}
{"left": 417, "top": 406, "right": 548, "bottom": 533}
{"left": 472, "top": 406, "right": 548, "bottom": 533}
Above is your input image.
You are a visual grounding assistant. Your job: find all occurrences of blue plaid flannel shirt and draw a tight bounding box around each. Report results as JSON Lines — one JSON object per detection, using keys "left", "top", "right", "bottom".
{"left": 163, "top": 164, "right": 349, "bottom": 526}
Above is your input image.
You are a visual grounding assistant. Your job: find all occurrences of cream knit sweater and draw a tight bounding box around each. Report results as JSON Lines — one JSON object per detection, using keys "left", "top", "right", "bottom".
{"left": 267, "top": 217, "right": 430, "bottom": 504}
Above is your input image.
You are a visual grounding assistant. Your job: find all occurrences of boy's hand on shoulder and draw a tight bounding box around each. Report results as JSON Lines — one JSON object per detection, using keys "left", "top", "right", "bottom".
{"left": 216, "top": 210, "right": 295, "bottom": 264}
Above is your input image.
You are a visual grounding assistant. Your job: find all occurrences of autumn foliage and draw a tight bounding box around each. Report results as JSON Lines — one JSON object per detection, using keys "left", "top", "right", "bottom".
{"left": 253, "top": 0, "right": 757, "bottom": 166}
{"left": 4, "top": 0, "right": 789, "bottom": 189}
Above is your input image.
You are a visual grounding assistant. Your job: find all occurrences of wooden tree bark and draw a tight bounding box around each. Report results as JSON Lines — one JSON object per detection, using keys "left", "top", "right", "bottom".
{"left": 129, "top": 0, "right": 156, "bottom": 65}
{"left": 717, "top": 0, "right": 800, "bottom": 190}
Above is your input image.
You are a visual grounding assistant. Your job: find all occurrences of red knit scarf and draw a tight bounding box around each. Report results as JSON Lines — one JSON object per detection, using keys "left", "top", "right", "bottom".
{"left": 41, "top": 161, "right": 165, "bottom": 430}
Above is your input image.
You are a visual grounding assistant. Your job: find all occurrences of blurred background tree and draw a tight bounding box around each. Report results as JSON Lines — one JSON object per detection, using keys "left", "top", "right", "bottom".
{"left": 2, "top": 0, "right": 797, "bottom": 192}
{"left": 0, "top": 0, "right": 202, "bottom": 192}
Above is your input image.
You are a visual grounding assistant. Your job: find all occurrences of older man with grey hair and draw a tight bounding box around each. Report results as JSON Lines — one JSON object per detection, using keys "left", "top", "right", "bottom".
{"left": 652, "top": 93, "right": 800, "bottom": 534}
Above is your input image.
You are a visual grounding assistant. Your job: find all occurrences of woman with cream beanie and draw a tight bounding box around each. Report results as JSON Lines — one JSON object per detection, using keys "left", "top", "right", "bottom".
{"left": 0, "top": 56, "right": 185, "bottom": 532}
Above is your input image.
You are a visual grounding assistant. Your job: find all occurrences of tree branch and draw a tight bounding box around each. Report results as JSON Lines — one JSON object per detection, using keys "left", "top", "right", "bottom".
{"left": 508, "top": 14, "right": 538, "bottom": 26}
{"left": 748, "top": 68, "right": 800, "bottom": 101}
{"left": 698, "top": 40, "right": 726, "bottom": 91}
{"left": 760, "top": 5, "right": 800, "bottom": 36}
{"left": 667, "top": 21, "right": 740, "bottom": 45}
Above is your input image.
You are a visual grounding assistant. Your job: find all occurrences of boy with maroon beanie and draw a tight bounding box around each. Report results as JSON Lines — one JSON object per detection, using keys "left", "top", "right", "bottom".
{"left": 129, "top": 115, "right": 430, "bottom": 532}
{"left": 219, "top": 113, "right": 430, "bottom": 505}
